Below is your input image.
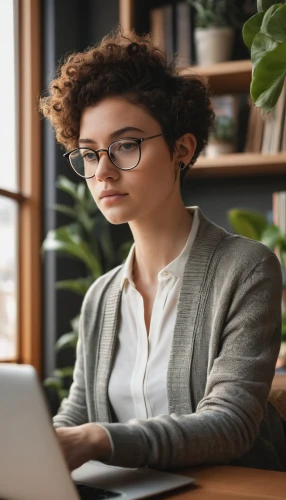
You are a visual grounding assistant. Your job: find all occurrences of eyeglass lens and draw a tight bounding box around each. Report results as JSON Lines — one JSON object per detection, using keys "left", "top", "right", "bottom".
{"left": 69, "top": 139, "right": 140, "bottom": 178}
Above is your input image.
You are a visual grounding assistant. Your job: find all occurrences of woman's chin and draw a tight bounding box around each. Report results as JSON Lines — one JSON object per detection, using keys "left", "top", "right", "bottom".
{"left": 101, "top": 209, "right": 131, "bottom": 225}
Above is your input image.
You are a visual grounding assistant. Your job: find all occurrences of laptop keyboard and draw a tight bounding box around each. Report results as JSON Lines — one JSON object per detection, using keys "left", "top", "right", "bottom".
{"left": 76, "top": 483, "right": 121, "bottom": 499}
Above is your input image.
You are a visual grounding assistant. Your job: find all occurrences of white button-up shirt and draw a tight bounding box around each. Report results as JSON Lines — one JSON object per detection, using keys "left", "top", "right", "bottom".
{"left": 108, "top": 207, "right": 200, "bottom": 422}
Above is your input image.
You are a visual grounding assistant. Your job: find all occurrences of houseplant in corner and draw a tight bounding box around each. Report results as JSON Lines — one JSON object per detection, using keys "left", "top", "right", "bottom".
{"left": 188, "top": 0, "right": 242, "bottom": 65}
{"left": 42, "top": 175, "right": 132, "bottom": 414}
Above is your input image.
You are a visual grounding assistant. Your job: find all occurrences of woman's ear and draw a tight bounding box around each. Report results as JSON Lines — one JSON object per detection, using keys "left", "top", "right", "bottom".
{"left": 175, "top": 133, "right": 197, "bottom": 167}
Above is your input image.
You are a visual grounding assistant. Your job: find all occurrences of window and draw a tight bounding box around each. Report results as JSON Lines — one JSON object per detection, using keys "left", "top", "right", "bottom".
{"left": 0, "top": 0, "right": 41, "bottom": 372}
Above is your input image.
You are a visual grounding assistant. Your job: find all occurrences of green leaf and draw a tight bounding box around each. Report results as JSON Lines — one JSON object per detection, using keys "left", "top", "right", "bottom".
{"left": 55, "top": 333, "right": 78, "bottom": 352}
{"left": 53, "top": 204, "right": 77, "bottom": 219}
{"left": 280, "top": 249, "right": 286, "bottom": 269}
{"left": 43, "top": 377, "right": 62, "bottom": 390}
{"left": 228, "top": 209, "right": 268, "bottom": 240}
{"left": 42, "top": 226, "right": 102, "bottom": 277}
{"left": 257, "top": 0, "right": 281, "bottom": 12}
{"left": 56, "top": 277, "right": 93, "bottom": 295}
{"left": 56, "top": 176, "right": 79, "bottom": 200}
{"left": 261, "top": 4, "right": 286, "bottom": 42}
{"left": 243, "top": 13, "right": 265, "bottom": 50}
{"left": 59, "top": 389, "right": 69, "bottom": 400}
{"left": 260, "top": 225, "right": 285, "bottom": 249}
{"left": 75, "top": 205, "right": 95, "bottom": 234}
{"left": 250, "top": 41, "right": 286, "bottom": 112}
{"left": 53, "top": 367, "right": 75, "bottom": 378}
{"left": 77, "top": 182, "right": 86, "bottom": 201}
{"left": 70, "top": 315, "right": 80, "bottom": 333}
{"left": 251, "top": 32, "right": 279, "bottom": 70}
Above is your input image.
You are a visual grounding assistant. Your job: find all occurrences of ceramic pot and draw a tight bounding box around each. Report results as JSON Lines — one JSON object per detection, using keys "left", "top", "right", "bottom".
{"left": 195, "top": 27, "right": 235, "bottom": 65}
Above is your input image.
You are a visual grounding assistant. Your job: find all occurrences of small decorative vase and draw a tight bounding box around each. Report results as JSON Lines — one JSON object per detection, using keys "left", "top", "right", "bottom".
{"left": 195, "top": 27, "right": 235, "bottom": 66}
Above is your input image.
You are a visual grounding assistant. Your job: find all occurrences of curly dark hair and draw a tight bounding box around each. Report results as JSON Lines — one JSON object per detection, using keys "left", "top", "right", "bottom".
{"left": 40, "top": 29, "right": 214, "bottom": 168}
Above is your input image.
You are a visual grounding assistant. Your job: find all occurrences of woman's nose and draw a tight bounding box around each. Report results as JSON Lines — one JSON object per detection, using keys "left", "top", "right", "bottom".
{"left": 95, "top": 150, "right": 119, "bottom": 181}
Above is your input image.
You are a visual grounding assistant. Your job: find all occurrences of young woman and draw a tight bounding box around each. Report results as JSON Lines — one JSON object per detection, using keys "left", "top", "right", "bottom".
{"left": 40, "top": 30, "right": 286, "bottom": 472}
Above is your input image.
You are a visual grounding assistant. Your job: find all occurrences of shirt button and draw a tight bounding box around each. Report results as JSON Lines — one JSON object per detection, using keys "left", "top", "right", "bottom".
{"left": 162, "top": 271, "right": 169, "bottom": 276}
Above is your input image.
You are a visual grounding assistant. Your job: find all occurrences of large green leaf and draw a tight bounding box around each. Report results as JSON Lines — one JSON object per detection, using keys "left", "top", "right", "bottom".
{"left": 243, "top": 13, "right": 265, "bottom": 50}
{"left": 257, "top": 0, "right": 281, "bottom": 12}
{"left": 53, "top": 204, "right": 77, "bottom": 219}
{"left": 228, "top": 209, "right": 267, "bottom": 240}
{"left": 42, "top": 226, "right": 102, "bottom": 277}
{"left": 55, "top": 276, "right": 93, "bottom": 295}
{"left": 55, "top": 333, "right": 78, "bottom": 352}
{"left": 250, "top": 40, "right": 286, "bottom": 111}
{"left": 261, "top": 3, "right": 286, "bottom": 42}
{"left": 251, "top": 32, "right": 278, "bottom": 69}
{"left": 75, "top": 204, "right": 95, "bottom": 235}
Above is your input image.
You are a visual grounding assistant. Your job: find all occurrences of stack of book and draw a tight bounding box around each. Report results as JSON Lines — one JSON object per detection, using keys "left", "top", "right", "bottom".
{"left": 150, "top": 2, "right": 193, "bottom": 66}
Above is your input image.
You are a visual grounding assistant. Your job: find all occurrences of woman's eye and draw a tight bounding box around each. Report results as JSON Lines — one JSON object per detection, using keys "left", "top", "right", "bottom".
{"left": 83, "top": 151, "right": 97, "bottom": 161}
{"left": 119, "top": 142, "right": 137, "bottom": 152}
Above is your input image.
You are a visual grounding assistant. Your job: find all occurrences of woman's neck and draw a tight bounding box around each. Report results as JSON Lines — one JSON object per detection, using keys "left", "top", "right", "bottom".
{"left": 129, "top": 200, "right": 193, "bottom": 287}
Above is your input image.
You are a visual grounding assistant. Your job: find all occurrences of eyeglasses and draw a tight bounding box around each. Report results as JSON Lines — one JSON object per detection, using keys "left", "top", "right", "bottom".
{"left": 63, "top": 133, "right": 166, "bottom": 179}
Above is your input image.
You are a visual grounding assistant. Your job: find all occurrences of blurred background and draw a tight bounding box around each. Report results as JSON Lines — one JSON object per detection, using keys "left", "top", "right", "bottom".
{"left": 0, "top": 0, "right": 285, "bottom": 414}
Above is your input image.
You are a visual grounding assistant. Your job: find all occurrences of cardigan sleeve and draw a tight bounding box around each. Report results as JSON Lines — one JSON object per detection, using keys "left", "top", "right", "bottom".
{"left": 99, "top": 253, "right": 283, "bottom": 469}
{"left": 53, "top": 311, "right": 89, "bottom": 428}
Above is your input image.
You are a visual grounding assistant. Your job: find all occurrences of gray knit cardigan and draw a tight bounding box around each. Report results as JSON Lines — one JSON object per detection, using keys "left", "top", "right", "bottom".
{"left": 53, "top": 207, "right": 286, "bottom": 471}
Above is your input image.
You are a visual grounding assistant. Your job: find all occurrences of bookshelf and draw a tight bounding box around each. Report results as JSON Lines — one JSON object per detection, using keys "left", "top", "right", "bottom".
{"left": 119, "top": 0, "right": 286, "bottom": 179}
{"left": 181, "top": 60, "right": 252, "bottom": 95}
{"left": 192, "top": 153, "right": 286, "bottom": 178}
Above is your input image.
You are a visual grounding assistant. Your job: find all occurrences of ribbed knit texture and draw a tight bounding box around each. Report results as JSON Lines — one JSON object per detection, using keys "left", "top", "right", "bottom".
{"left": 53, "top": 207, "right": 286, "bottom": 471}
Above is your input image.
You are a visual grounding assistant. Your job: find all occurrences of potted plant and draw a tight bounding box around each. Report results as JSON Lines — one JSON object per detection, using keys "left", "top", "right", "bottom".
{"left": 228, "top": 208, "right": 286, "bottom": 369}
{"left": 242, "top": 0, "right": 286, "bottom": 113}
{"left": 188, "top": 0, "right": 241, "bottom": 65}
{"left": 206, "top": 115, "right": 235, "bottom": 157}
{"left": 42, "top": 176, "right": 132, "bottom": 414}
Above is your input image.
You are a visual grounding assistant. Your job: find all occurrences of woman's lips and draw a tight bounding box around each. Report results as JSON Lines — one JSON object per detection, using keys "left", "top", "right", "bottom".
{"left": 100, "top": 193, "right": 128, "bottom": 204}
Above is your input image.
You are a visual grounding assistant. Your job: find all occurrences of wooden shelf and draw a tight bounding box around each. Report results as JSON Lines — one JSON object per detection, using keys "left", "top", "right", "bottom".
{"left": 188, "top": 153, "right": 286, "bottom": 178}
{"left": 180, "top": 60, "right": 252, "bottom": 95}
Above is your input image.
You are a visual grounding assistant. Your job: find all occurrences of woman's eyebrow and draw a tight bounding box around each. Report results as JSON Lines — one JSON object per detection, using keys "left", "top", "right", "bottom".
{"left": 78, "top": 126, "right": 145, "bottom": 145}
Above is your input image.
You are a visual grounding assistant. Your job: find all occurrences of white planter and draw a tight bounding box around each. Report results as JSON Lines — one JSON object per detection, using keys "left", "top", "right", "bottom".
{"left": 195, "top": 27, "right": 235, "bottom": 66}
{"left": 205, "top": 142, "right": 234, "bottom": 158}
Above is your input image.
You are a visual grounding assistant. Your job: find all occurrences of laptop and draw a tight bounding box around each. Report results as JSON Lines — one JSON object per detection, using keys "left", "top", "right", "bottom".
{"left": 0, "top": 364, "right": 195, "bottom": 500}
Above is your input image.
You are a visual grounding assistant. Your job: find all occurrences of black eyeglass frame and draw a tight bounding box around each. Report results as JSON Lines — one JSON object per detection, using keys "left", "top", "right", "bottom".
{"left": 63, "top": 133, "right": 167, "bottom": 179}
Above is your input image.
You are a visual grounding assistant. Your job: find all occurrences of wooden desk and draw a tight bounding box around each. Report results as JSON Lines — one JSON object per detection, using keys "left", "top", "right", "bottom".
{"left": 158, "top": 377, "right": 286, "bottom": 498}
{"left": 158, "top": 465, "right": 286, "bottom": 499}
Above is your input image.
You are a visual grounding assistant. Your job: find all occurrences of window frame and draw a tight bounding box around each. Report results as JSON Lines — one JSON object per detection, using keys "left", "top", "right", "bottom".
{"left": 0, "top": 0, "right": 42, "bottom": 374}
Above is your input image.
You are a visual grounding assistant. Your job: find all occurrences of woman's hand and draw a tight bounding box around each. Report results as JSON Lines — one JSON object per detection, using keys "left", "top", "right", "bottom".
{"left": 55, "top": 423, "right": 112, "bottom": 471}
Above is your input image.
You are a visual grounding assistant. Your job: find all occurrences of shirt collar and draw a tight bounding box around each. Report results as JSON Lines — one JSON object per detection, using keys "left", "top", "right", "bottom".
{"left": 120, "top": 243, "right": 136, "bottom": 290}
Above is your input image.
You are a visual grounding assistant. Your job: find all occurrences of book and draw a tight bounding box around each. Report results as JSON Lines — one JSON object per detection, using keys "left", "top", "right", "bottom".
{"left": 150, "top": 4, "right": 174, "bottom": 60}
{"left": 175, "top": 2, "right": 192, "bottom": 66}
{"left": 164, "top": 4, "right": 173, "bottom": 61}
{"left": 150, "top": 7, "right": 165, "bottom": 53}
{"left": 272, "top": 83, "right": 286, "bottom": 153}
{"left": 245, "top": 100, "right": 264, "bottom": 153}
